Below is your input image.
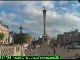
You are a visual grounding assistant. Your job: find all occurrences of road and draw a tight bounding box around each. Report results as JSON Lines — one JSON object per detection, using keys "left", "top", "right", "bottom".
{"left": 25, "top": 47, "right": 80, "bottom": 59}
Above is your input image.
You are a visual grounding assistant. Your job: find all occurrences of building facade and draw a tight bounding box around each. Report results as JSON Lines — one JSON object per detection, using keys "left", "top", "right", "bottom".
{"left": 0, "top": 21, "right": 9, "bottom": 44}
{"left": 57, "top": 29, "right": 80, "bottom": 45}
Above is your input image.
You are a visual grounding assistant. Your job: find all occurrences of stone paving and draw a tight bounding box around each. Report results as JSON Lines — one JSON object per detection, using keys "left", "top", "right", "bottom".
{"left": 25, "top": 47, "right": 80, "bottom": 59}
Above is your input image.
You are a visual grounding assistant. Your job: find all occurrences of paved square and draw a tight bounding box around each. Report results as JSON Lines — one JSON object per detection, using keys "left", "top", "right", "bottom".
{"left": 25, "top": 47, "right": 80, "bottom": 59}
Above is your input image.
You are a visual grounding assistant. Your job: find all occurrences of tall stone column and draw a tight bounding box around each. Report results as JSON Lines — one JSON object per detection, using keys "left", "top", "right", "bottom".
{"left": 42, "top": 6, "right": 48, "bottom": 44}
{"left": 43, "top": 6, "right": 46, "bottom": 35}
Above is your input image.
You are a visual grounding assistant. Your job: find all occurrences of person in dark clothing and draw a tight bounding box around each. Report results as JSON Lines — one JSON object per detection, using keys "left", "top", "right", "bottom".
{"left": 67, "top": 45, "right": 69, "bottom": 52}
{"left": 48, "top": 51, "right": 50, "bottom": 54}
{"left": 53, "top": 48, "right": 56, "bottom": 55}
{"left": 73, "top": 45, "right": 74, "bottom": 51}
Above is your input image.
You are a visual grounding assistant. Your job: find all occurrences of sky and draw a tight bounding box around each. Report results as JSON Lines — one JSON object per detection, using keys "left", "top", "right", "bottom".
{"left": 0, "top": 1, "right": 80, "bottom": 40}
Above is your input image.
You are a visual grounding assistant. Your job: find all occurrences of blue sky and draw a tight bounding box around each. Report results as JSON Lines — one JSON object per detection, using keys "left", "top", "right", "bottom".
{"left": 0, "top": 1, "right": 80, "bottom": 40}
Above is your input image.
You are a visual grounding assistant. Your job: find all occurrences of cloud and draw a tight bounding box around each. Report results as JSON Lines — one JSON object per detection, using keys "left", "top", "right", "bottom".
{"left": 0, "top": 1, "right": 80, "bottom": 39}
{"left": 9, "top": 22, "right": 20, "bottom": 27}
{"left": 59, "top": 1, "right": 68, "bottom": 5}
{"left": 13, "top": 1, "right": 80, "bottom": 38}
{"left": 71, "top": 1, "right": 80, "bottom": 9}
{"left": 0, "top": 11, "right": 16, "bottom": 19}
{"left": 47, "top": 12, "right": 80, "bottom": 28}
{"left": 0, "top": 11, "right": 16, "bottom": 25}
{"left": 30, "top": 30, "right": 42, "bottom": 34}
{"left": 41, "top": 1, "right": 54, "bottom": 9}
{"left": 60, "top": 7, "right": 69, "bottom": 12}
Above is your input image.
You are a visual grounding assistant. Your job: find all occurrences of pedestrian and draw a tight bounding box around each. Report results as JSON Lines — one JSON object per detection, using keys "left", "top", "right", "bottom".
{"left": 25, "top": 47, "right": 27, "bottom": 52}
{"left": 48, "top": 51, "right": 50, "bottom": 54}
{"left": 53, "top": 48, "right": 56, "bottom": 55}
{"left": 67, "top": 45, "right": 69, "bottom": 52}
{"left": 73, "top": 45, "right": 74, "bottom": 51}
{"left": 42, "top": 49, "right": 44, "bottom": 53}
{"left": 75, "top": 51, "right": 80, "bottom": 59}
{"left": 64, "top": 46, "right": 65, "bottom": 50}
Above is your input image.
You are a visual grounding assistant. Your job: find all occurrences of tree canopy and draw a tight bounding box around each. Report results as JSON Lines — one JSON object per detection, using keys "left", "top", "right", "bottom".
{"left": 0, "top": 33, "right": 4, "bottom": 40}
{"left": 14, "top": 34, "right": 27, "bottom": 44}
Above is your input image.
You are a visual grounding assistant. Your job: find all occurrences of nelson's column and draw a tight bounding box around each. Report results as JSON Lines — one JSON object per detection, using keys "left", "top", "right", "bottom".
{"left": 42, "top": 6, "right": 48, "bottom": 44}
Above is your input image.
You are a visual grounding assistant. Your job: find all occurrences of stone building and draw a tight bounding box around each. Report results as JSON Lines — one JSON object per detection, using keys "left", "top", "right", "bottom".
{"left": 0, "top": 21, "right": 9, "bottom": 44}
{"left": 57, "top": 29, "right": 80, "bottom": 45}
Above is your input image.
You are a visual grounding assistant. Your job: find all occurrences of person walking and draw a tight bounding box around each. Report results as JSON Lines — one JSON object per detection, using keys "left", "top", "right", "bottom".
{"left": 53, "top": 47, "right": 56, "bottom": 56}
{"left": 67, "top": 45, "right": 69, "bottom": 52}
{"left": 75, "top": 51, "right": 80, "bottom": 59}
{"left": 42, "top": 49, "right": 44, "bottom": 53}
{"left": 73, "top": 45, "right": 74, "bottom": 51}
{"left": 48, "top": 51, "right": 50, "bottom": 54}
{"left": 64, "top": 46, "right": 65, "bottom": 50}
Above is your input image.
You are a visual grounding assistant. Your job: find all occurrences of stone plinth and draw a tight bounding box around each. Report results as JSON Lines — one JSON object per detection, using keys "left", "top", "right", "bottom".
{"left": 42, "top": 35, "right": 48, "bottom": 43}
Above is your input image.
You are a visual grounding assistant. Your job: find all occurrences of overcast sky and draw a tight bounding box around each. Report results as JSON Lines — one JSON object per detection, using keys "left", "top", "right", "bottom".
{"left": 0, "top": 1, "right": 80, "bottom": 40}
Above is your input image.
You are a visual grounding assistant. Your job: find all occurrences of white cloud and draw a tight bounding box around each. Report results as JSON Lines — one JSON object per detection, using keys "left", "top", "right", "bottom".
{"left": 22, "top": 30, "right": 26, "bottom": 33}
{"left": 0, "top": 11, "right": 17, "bottom": 26}
{"left": 60, "top": 7, "right": 68, "bottom": 11}
{"left": 1, "top": 1, "right": 80, "bottom": 39}
{"left": 59, "top": 1, "right": 68, "bottom": 5}
{"left": 9, "top": 22, "right": 20, "bottom": 27}
{"left": 0, "top": 11, "right": 16, "bottom": 20}
{"left": 30, "top": 30, "right": 41, "bottom": 34}
{"left": 72, "top": 1, "right": 80, "bottom": 9}
{"left": 17, "top": 1, "right": 80, "bottom": 38}
{"left": 41, "top": 1, "right": 54, "bottom": 9}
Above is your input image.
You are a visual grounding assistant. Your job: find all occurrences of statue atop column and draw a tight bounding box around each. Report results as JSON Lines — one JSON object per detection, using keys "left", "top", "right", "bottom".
{"left": 19, "top": 26, "right": 23, "bottom": 34}
{"left": 42, "top": 6, "right": 48, "bottom": 44}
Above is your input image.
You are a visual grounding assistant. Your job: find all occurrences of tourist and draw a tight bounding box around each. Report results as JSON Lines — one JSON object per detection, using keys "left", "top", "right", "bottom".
{"left": 73, "top": 45, "right": 74, "bottom": 51}
{"left": 53, "top": 47, "right": 56, "bottom": 55}
{"left": 25, "top": 47, "right": 27, "bottom": 52}
{"left": 48, "top": 51, "right": 50, "bottom": 54}
{"left": 75, "top": 51, "right": 80, "bottom": 59}
{"left": 67, "top": 45, "right": 69, "bottom": 52}
{"left": 64, "top": 46, "right": 65, "bottom": 50}
{"left": 42, "top": 49, "right": 44, "bottom": 53}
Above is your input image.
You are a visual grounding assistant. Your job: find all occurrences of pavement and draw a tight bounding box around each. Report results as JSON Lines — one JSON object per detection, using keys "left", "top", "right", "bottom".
{"left": 25, "top": 47, "right": 80, "bottom": 59}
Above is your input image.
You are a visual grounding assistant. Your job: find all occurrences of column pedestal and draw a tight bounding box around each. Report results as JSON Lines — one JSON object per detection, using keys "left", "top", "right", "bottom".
{"left": 42, "top": 34, "right": 48, "bottom": 44}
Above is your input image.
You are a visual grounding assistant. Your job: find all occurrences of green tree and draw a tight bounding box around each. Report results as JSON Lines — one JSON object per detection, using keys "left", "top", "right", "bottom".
{"left": 18, "top": 34, "right": 27, "bottom": 44}
{"left": 0, "top": 33, "right": 4, "bottom": 40}
{"left": 21, "top": 35, "right": 26, "bottom": 43}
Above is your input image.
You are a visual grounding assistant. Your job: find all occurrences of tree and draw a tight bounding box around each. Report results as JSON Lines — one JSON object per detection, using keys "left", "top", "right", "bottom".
{"left": 0, "top": 33, "right": 4, "bottom": 40}
{"left": 14, "top": 34, "right": 27, "bottom": 44}
{"left": 19, "top": 34, "right": 27, "bottom": 44}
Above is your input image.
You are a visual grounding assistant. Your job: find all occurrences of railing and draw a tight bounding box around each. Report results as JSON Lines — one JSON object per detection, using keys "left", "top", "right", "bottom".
{"left": 0, "top": 45, "right": 25, "bottom": 56}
